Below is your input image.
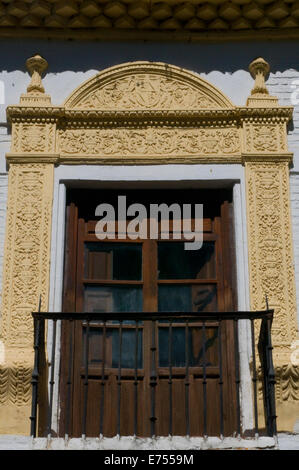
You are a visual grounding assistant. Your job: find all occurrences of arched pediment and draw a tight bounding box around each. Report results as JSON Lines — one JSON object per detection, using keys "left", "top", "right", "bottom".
{"left": 64, "top": 62, "right": 234, "bottom": 110}
{"left": 6, "top": 56, "right": 293, "bottom": 166}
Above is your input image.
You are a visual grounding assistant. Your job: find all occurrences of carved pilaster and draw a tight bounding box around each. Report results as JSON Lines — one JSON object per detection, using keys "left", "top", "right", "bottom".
{"left": 0, "top": 163, "right": 54, "bottom": 433}
{"left": 245, "top": 161, "right": 298, "bottom": 363}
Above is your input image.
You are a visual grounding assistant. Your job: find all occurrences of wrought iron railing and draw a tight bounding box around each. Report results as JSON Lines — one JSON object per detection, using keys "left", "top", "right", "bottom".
{"left": 30, "top": 309, "right": 276, "bottom": 439}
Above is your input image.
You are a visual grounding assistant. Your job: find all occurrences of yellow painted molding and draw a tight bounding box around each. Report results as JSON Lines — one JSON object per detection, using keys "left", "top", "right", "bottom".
{"left": 6, "top": 154, "right": 59, "bottom": 164}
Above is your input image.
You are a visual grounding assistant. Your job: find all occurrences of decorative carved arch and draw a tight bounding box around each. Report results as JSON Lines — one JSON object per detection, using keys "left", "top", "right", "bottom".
{"left": 64, "top": 61, "right": 234, "bottom": 110}
{"left": 6, "top": 59, "right": 293, "bottom": 166}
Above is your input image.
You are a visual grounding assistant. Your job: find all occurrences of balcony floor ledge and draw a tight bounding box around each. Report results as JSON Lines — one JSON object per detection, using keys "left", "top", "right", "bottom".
{"left": 0, "top": 434, "right": 279, "bottom": 450}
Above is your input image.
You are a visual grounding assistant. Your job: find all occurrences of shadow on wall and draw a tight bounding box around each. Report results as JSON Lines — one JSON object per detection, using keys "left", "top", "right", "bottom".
{"left": 0, "top": 37, "right": 298, "bottom": 75}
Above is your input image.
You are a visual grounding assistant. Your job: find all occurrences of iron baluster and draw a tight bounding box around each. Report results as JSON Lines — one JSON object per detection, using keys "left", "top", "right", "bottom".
{"left": 99, "top": 320, "right": 106, "bottom": 437}
{"left": 168, "top": 320, "right": 173, "bottom": 437}
{"left": 47, "top": 319, "right": 57, "bottom": 438}
{"left": 234, "top": 317, "right": 241, "bottom": 437}
{"left": 202, "top": 321, "right": 207, "bottom": 438}
{"left": 150, "top": 319, "right": 157, "bottom": 437}
{"left": 82, "top": 319, "right": 90, "bottom": 438}
{"left": 65, "top": 319, "right": 74, "bottom": 439}
{"left": 30, "top": 317, "right": 41, "bottom": 437}
{"left": 134, "top": 320, "right": 139, "bottom": 437}
{"left": 250, "top": 318, "right": 259, "bottom": 437}
{"left": 30, "top": 296, "right": 42, "bottom": 438}
{"left": 117, "top": 320, "right": 123, "bottom": 436}
{"left": 217, "top": 320, "right": 224, "bottom": 439}
{"left": 264, "top": 288, "right": 276, "bottom": 434}
{"left": 185, "top": 320, "right": 190, "bottom": 437}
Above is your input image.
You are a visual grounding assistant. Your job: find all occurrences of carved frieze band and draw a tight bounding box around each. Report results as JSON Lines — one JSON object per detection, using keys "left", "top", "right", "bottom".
{"left": 8, "top": 118, "right": 292, "bottom": 164}
{"left": 58, "top": 126, "right": 241, "bottom": 159}
{"left": 245, "top": 162, "right": 298, "bottom": 360}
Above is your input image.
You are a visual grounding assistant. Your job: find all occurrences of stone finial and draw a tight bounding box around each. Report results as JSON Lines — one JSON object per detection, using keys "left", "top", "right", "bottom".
{"left": 20, "top": 54, "right": 51, "bottom": 105}
{"left": 249, "top": 57, "right": 270, "bottom": 96}
{"left": 26, "top": 54, "right": 48, "bottom": 94}
{"left": 247, "top": 57, "right": 278, "bottom": 107}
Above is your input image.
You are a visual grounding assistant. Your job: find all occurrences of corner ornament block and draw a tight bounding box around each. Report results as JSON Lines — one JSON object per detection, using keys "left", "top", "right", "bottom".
{"left": 7, "top": 54, "right": 57, "bottom": 164}
{"left": 243, "top": 58, "right": 291, "bottom": 158}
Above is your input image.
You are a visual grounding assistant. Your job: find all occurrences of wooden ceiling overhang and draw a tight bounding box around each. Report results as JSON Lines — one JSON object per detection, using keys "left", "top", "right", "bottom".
{"left": 0, "top": 0, "right": 299, "bottom": 41}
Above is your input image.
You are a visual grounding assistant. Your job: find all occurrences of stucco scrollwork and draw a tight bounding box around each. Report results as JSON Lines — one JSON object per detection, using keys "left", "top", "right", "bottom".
{"left": 76, "top": 75, "right": 218, "bottom": 110}
{"left": 243, "top": 122, "right": 287, "bottom": 153}
{"left": 245, "top": 162, "right": 298, "bottom": 360}
{"left": 64, "top": 62, "right": 234, "bottom": 110}
{"left": 58, "top": 127, "right": 240, "bottom": 158}
{"left": 0, "top": 163, "right": 54, "bottom": 421}
{"left": 12, "top": 123, "right": 55, "bottom": 154}
{"left": 0, "top": 164, "right": 53, "bottom": 348}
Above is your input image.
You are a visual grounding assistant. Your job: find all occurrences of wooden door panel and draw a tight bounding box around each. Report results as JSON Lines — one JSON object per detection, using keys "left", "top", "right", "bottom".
{"left": 74, "top": 375, "right": 148, "bottom": 437}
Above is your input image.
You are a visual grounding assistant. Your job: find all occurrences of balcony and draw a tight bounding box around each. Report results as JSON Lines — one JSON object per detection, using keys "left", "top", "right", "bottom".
{"left": 30, "top": 309, "right": 277, "bottom": 447}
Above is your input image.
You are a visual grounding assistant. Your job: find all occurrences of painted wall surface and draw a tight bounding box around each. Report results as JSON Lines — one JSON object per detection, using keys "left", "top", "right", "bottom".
{"left": 0, "top": 37, "right": 299, "bottom": 321}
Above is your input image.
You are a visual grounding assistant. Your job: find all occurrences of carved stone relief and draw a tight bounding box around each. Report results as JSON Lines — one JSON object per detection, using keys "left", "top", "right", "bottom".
{"left": 243, "top": 122, "right": 287, "bottom": 153}
{"left": 76, "top": 75, "right": 219, "bottom": 110}
{"left": 0, "top": 163, "right": 54, "bottom": 423}
{"left": 245, "top": 161, "right": 298, "bottom": 361}
{"left": 0, "top": 164, "right": 53, "bottom": 347}
{"left": 0, "top": 56, "right": 298, "bottom": 434}
{"left": 12, "top": 123, "right": 55, "bottom": 154}
{"left": 58, "top": 127, "right": 240, "bottom": 157}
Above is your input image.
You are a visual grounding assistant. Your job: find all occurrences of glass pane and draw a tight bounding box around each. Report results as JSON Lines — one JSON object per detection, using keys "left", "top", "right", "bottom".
{"left": 158, "top": 241, "right": 215, "bottom": 280}
{"left": 83, "top": 326, "right": 143, "bottom": 369}
{"left": 84, "top": 242, "right": 142, "bottom": 280}
{"left": 84, "top": 285, "right": 143, "bottom": 313}
{"left": 159, "top": 326, "right": 218, "bottom": 367}
{"left": 158, "top": 284, "right": 217, "bottom": 312}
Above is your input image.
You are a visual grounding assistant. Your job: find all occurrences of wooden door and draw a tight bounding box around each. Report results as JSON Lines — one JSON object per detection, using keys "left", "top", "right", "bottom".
{"left": 60, "top": 189, "right": 237, "bottom": 438}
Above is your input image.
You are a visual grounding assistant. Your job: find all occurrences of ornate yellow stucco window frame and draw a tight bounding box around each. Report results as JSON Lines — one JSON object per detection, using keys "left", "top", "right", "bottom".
{"left": 0, "top": 56, "right": 298, "bottom": 434}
